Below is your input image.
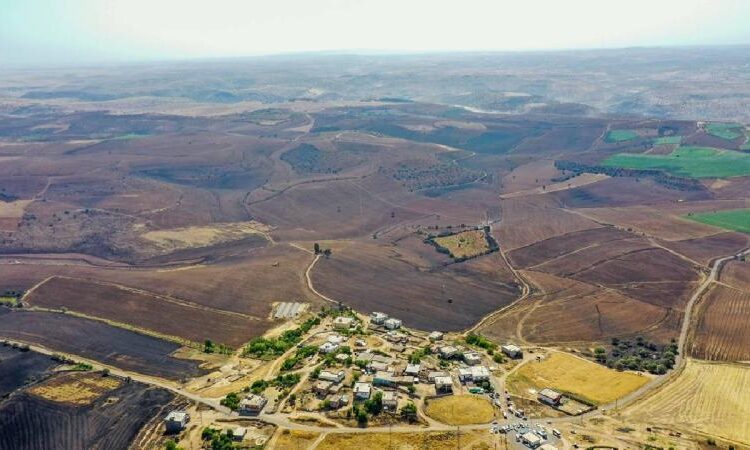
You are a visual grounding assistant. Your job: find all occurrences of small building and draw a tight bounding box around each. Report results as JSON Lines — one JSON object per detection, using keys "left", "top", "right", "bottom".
{"left": 385, "top": 330, "right": 407, "bottom": 343}
{"left": 438, "top": 345, "right": 458, "bottom": 359}
{"left": 434, "top": 376, "right": 453, "bottom": 394}
{"left": 393, "top": 376, "right": 416, "bottom": 386}
{"left": 521, "top": 431, "right": 543, "bottom": 448}
{"left": 427, "top": 371, "right": 449, "bottom": 382}
{"left": 327, "top": 334, "right": 346, "bottom": 345}
{"left": 335, "top": 353, "right": 349, "bottom": 363}
{"left": 538, "top": 388, "right": 563, "bottom": 406}
{"left": 333, "top": 316, "right": 355, "bottom": 330}
{"left": 382, "top": 391, "right": 398, "bottom": 410}
{"left": 470, "top": 366, "right": 490, "bottom": 382}
{"left": 319, "top": 342, "right": 339, "bottom": 354}
{"left": 329, "top": 394, "right": 349, "bottom": 409}
{"left": 367, "top": 361, "right": 391, "bottom": 373}
{"left": 370, "top": 312, "right": 388, "bottom": 325}
{"left": 404, "top": 363, "right": 421, "bottom": 377}
{"left": 501, "top": 344, "right": 523, "bottom": 359}
{"left": 319, "top": 370, "right": 345, "bottom": 384}
{"left": 232, "top": 427, "right": 247, "bottom": 442}
{"left": 457, "top": 367, "right": 473, "bottom": 382}
{"left": 164, "top": 410, "right": 189, "bottom": 433}
{"left": 354, "top": 382, "right": 372, "bottom": 400}
{"left": 428, "top": 331, "right": 444, "bottom": 342}
{"left": 355, "top": 339, "right": 367, "bottom": 347}
{"left": 239, "top": 394, "right": 267, "bottom": 415}
{"left": 314, "top": 380, "right": 333, "bottom": 396}
{"left": 384, "top": 318, "right": 402, "bottom": 330}
{"left": 373, "top": 371, "right": 396, "bottom": 387}
{"left": 463, "top": 351, "right": 481, "bottom": 365}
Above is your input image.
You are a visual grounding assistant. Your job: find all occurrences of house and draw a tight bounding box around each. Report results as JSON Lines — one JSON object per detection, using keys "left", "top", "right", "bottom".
{"left": 367, "top": 361, "right": 391, "bottom": 373}
{"left": 354, "top": 382, "right": 372, "bottom": 400}
{"left": 319, "top": 342, "right": 339, "bottom": 354}
{"left": 238, "top": 394, "right": 267, "bottom": 415}
{"left": 370, "top": 312, "right": 388, "bottom": 325}
{"left": 457, "top": 367, "right": 473, "bottom": 382}
{"left": 329, "top": 394, "right": 349, "bottom": 409}
{"left": 335, "top": 353, "right": 349, "bottom": 363}
{"left": 521, "top": 431, "right": 543, "bottom": 448}
{"left": 438, "top": 345, "right": 458, "bottom": 359}
{"left": 463, "top": 351, "right": 481, "bottom": 365}
{"left": 355, "top": 339, "right": 367, "bottom": 347}
{"left": 393, "top": 376, "right": 416, "bottom": 386}
{"left": 382, "top": 391, "right": 398, "bottom": 410}
{"left": 327, "top": 334, "right": 346, "bottom": 345}
{"left": 404, "top": 363, "right": 421, "bottom": 377}
{"left": 333, "top": 316, "right": 355, "bottom": 330}
{"left": 428, "top": 331, "right": 444, "bottom": 342}
{"left": 164, "top": 410, "right": 189, "bottom": 433}
{"left": 232, "top": 427, "right": 247, "bottom": 442}
{"left": 373, "top": 371, "right": 396, "bottom": 386}
{"left": 314, "top": 380, "right": 333, "bottom": 396}
{"left": 434, "top": 376, "right": 453, "bottom": 394}
{"left": 319, "top": 369, "right": 346, "bottom": 383}
{"left": 384, "top": 318, "right": 402, "bottom": 330}
{"left": 538, "top": 388, "right": 563, "bottom": 406}
{"left": 501, "top": 344, "right": 523, "bottom": 359}
{"left": 427, "top": 371, "right": 449, "bottom": 382}
{"left": 470, "top": 366, "right": 490, "bottom": 382}
{"left": 385, "top": 330, "right": 407, "bottom": 343}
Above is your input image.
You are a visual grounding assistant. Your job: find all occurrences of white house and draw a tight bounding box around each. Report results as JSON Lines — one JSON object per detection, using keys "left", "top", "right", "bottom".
{"left": 370, "top": 312, "right": 388, "bottom": 325}
{"left": 501, "top": 344, "right": 523, "bottom": 359}
{"left": 318, "top": 370, "right": 345, "bottom": 384}
{"left": 384, "top": 318, "right": 402, "bottom": 330}
{"left": 439, "top": 346, "right": 458, "bottom": 359}
{"left": 428, "top": 331, "right": 444, "bottom": 341}
{"left": 319, "top": 342, "right": 339, "bottom": 354}
{"left": 333, "top": 316, "right": 355, "bottom": 330}
{"left": 354, "top": 382, "right": 372, "bottom": 400}
{"left": 404, "top": 363, "right": 421, "bottom": 377}
{"left": 434, "top": 376, "right": 453, "bottom": 394}
{"left": 238, "top": 394, "right": 267, "bottom": 415}
{"left": 164, "top": 411, "right": 189, "bottom": 433}
{"left": 463, "top": 351, "right": 481, "bottom": 365}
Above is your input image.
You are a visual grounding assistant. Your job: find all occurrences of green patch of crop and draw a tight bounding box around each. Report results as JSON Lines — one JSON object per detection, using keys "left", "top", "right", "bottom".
{"left": 113, "top": 133, "right": 150, "bottom": 140}
{"left": 653, "top": 136, "right": 682, "bottom": 145}
{"left": 686, "top": 208, "right": 750, "bottom": 234}
{"left": 603, "top": 146, "right": 750, "bottom": 178}
{"left": 705, "top": 123, "right": 743, "bottom": 140}
{"left": 605, "top": 129, "right": 639, "bottom": 143}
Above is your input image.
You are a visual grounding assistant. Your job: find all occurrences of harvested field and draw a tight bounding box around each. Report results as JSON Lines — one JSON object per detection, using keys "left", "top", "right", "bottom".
{"left": 0, "top": 347, "right": 59, "bottom": 397}
{"left": 658, "top": 232, "right": 749, "bottom": 266}
{"left": 311, "top": 241, "right": 519, "bottom": 331}
{"left": 500, "top": 159, "right": 565, "bottom": 194}
{"left": 507, "top": 352, "right": 649, "bottom": 405}
{"left": 0, "top": 309, "right": 206, "bottom": 380}
{"left": 272, "top": 430, "right": 321, "bottom": 449}
{"left": 623, "top": 359, "right": 750, "bottom": 445}
{"left": 500, "top": 173, "right": 608, "bottom": 199}
{"left": 722, "top": 260, "right": 750, "bottom": 291}
{"left": 431, "top": 229, "right": 491, "bottom": 259}
{"left": 28, "top": 371, "right": 122, "bottom": 406}
{"left": 26, "top": 276, "right": 268, "bottom": 346}
{"left": 0, "top": 375, "right": 176, "bottom": 450}
{"left": 317, "top": 430, "right": 493, "bottom": 450}
{"left": 424, "top": 395, "right": 495, "bottom": 425}
{"left": 691, "top": 284, "right": 750, "bottom": 362}
{"left": 140, "top": 220, "right": 271, "bottom": 252}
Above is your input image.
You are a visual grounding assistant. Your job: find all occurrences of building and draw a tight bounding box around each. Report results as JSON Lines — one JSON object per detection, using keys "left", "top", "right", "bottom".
{"left": 373, "top": 371, "right": 396, "bottom": 387}
{"left": 501, "top": 344, "right": 523, "bottom": 359}
{"left": 319, "top": 370, "right": 345, "bottom": 383}
{"left": 335, "top": 353, "right": 349, "bottom": 363}
{"left": 238, "top": 394, "right": 267, "bottom": 415}
{"left": 164, "top": 410, "right": 189, "bottom": 433}
{"left": 404, "top": 363, "right": 421, "bottom": 377}
{"left": 427, "top": 371, "right": 449, "bottom": 382}
{"left": 521, "top": 431, "right": 543, "bottom": 448}
{"left": 384, "top": 318, "right": 402, "bottom": 330}
{"left": 329, "top": 394, "right": 349, "bottom": 409}
{"left": 538, "top": 388, "right": 563, "bottom": 406}
{"left": 382, "top": 391, "right": 398, "bottom": 411}
{"left": 367, "top": 361, "right": 391, "bottom": 373}
{"left": 463, "top": 351, "right": 481, "bottom": 365}
{"left": 319, "top": 342, "right": 339, "bottom": 354}
{"left": 354, "top": 382, "right": 372, "bottom": 400}
{"left": 370, "top": 312, "right": 388, "bottom": 325}
{"left": 333, "top": 316, "right": 355, "bottom": 330}
{"left": 314, "top": 380, "right": 334, "bottom": 396}
{"left": 434, "top": 376, "right": 453, "bottom": 394}
{"left": 470, "top": 366, "right": 490, "bottom": 382}
{"left": 428, "top": 331, "right": 444, "bottom": 342}
{"left": 232, "top": 427, "right": 247, "bottom": 442}
{"left": 327, "top": 334, "right": 346, "bottom": 345}
{"left": 438, "top": 345, "right": 458, "bottom": 359}
{"left": 457, "top": 367, "right": 473, "bottom": 382}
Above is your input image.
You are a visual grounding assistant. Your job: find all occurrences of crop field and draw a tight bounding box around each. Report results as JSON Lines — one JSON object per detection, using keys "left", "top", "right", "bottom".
{"left": 722, "top": 260, "right": 750, "bottom": 291}
{"left": 28, "top": 371, "right": 122, "bottom": 406}
{"left": 659, "top": 232, "right": 748, "bottom": 266}
{"left": 0, "top": 309, "right": 206, "bottom": 380}
{"left": 623, "top": 359, "right": 750, "bottom": 445}
{"left": 317, "top": 430, "right": 494, "bottom": 450}
{"left": 424, "top": 395, "right": 495, "bottom": 425}
{"left": 508, "top": 352, "right": 649, "bottom": 405}
{"left": 653, "top": 135, "right": 682, "bottom": 145}
{"left": 705, "top": 123, "right": 744, "bottom": 140}
{"left": 26, "top": 276, "right": 267, "bottom": 347}
{"left": 139, "top": 221, "right": 271, "bottom": 253}
{"left": 686, "top": 208, "right": 750, "bottom": 233}
{"left": 691, "top": 284, "right": 750, "bottom": 362}
{"left": 431, "top": 229, "right": 491, "bottom": 259}
{"left": 0, "top": 375, "right": 176, "bottom": 450}
{"left": 605, "top": 129, "right": 639, "bottom": 142}
{"left": 603, "top": 146, "right": 750, "bottom": 178}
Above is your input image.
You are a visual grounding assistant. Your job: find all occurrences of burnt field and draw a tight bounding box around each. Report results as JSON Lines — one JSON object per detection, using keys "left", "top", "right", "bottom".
{"left": 0, "top": 309, "right": 206, "bottom": 380}
{"left": 0, "top": 346, "right": 60, "bottom": 398}
{"left": 0, "top": 372, "right": 176, "bottom": 450}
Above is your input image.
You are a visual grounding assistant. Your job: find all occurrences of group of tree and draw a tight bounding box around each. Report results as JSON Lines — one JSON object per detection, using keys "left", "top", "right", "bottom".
{"left": 242, "top": 316, "right": 320, "bottom": 358}
{"left": 595, "top": 337, "right": 678, "bottom": 375}
{"left": 313, "top": 242, "right": 332, "bottom": 257}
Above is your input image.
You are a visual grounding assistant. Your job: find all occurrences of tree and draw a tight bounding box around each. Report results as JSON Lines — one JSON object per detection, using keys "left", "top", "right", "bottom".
{"left": 400, "top": 402, "right": 418, "bottom": 421}
{"left": 314, "top": 243, "right": 321, "bottom": 254}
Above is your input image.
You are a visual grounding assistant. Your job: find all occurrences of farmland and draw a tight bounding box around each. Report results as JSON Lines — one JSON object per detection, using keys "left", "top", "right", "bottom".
{"left": 424, "top": 395, "right": 495, "bottom": 425}
{"left": 317, "top": 430, "right": 494, "bottom": 450}
{"left": 691, "top": 284, "right": 750, "bottom": 362}
{"left": 686, "top": 208, "right": 750, "bottom": 233}
{"left": 0, "top": 346, "right": 60, "bottom": 397}
{"left": 653, "top": 135, "right": 682, "bottom": 145}
{"left": 28, "top": 371, "right": 122, "bottom": 406}
{"left": 605, "top": 129, "right": 639, "bottom": 143}
{"left": 507, "top": 352, "right": 649, "bottom": 405}
{"left": 603, "top": 146, "right": 750, "bottom": 178}
{"left": 623, "top": 359, "right": 750, "bottom": 445}
{"left": 705, "top": 122, "right": 744, "bottom": 140}
{"left": 431, "top": 228, "right": 493, "bottom": 260}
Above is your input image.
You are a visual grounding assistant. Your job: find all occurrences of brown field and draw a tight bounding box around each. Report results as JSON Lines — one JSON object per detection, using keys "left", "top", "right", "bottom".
{"left": 692, "top": 284, "right": 750, "bottom": 362}
{"left": 271, "top": 430, "right": 321, "bottom": 449}
{"left": 658, "top": 232, "right": 749, "bottom": 266}
{"left": 623, "top": 359, "right": 750, "bottom": 445}
{"left": 0, "top": 309, "right": 206, "bottom": 380}
{"left": 26, "top": 276, "right": 267, "bottom": 346}
{"left": 139, "top": 220, "right": 271, "bottom": 252}
{"left": 28, "top": 371, "right": 122, "bottom": 405}
{"left": 316, "top": 430, "right": 494, "bottom": 450}
{"left": 432, "top": 229, "right": 490, "bottom": 259}
{"left": 312, "top": 239, "right": 519, "bottom": 331}
{"left": 722, "top": 260, "right": 750, "bottom": 291}
{"left": 500, "top": 159, "right": 565, "bottom": 194}
{"left": 424, "top": 395, "right": 495, "bottom": 425}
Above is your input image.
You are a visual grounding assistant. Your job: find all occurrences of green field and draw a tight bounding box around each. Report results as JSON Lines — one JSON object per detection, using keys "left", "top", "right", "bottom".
{"left": 705, "top": 123, "right": 743, "bottom": 140}
{"left": 603, "top": 146, "right": 750, "bottom": 178}
{"left": 686, "top": 208, "right": 750, "bottom": 233}
{"left": 605, "top": 129, "right": 639, "bottom": 143}
{"left": 653, "top": 136, "right": 682, "bottom": 145}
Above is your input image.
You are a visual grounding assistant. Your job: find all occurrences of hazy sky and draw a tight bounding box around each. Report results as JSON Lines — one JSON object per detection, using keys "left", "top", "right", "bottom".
{"left": 3, "top": 0, "right": 750, "bottom": 66}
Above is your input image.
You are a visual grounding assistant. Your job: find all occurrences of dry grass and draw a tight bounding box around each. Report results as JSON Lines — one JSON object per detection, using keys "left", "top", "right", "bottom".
{"left": 623, "top": 359, "right": 750, "bottom": 445}
{"left": 317, "top": 430, "right": 494, "bottom": 450}
{"left": 0, "top": 200, "right": 31, "bottom": 218}
{"left": 273, "top": 430, "right": 321, "bottom": 449}
{"left": 507, "top": 352, "right": 648, "bottom": 405}
{"left": 433, "top": 230, "right": 490, "bottom": 259}
{"left": 140, "top": 220, "right": 271, "bottom": 251}
{"left": 424, "top": 395, "right": 495, "bottom": 425}
{"left": 28, "top": 372, "right": 122, "bottom": 405}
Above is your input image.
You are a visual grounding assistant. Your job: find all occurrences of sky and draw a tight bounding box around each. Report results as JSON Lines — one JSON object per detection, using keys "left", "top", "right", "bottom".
{"left": 2, "top": 0, "right": 750, "bottom": 67}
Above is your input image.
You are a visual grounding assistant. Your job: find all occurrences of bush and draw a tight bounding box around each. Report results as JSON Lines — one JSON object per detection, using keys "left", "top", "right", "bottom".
{"left": 220, "top": 392, "right": 241, "bottom": 410}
